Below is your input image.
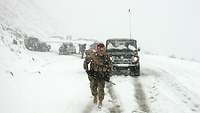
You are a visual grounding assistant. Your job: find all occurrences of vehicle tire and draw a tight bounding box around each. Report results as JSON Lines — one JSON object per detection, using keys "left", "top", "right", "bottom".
{"left": 59, "top": 51, "right": 63, "bottom": 55}
{"left": 130, "top": 71, "right": 134, "bottom": 76}
{"left": 134, "top": 65, "right": 140, "bottom": 76}
{"left": 130, "top": 67, "right": 135, "bottom": 76}
{"left": 134, "top": 70, "right": 140, "bottom": 76}
{"left": 130, "top": 65, "right": 140, "bottom": 76}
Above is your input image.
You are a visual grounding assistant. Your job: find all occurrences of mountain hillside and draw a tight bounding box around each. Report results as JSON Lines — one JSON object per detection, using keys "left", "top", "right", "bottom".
{"left": 0, "top": 0, "right": 57, "bottom": 38}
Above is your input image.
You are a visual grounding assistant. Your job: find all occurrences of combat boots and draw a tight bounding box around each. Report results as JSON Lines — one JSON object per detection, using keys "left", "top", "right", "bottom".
{"left": 93, "top": 95, "right": 97, "bottom": 104}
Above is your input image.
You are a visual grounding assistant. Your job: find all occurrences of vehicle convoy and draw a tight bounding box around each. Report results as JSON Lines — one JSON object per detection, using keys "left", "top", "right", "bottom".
{"left": 106, "top": 38, "right": 140, "bottom": 76}
{"left": 59, "top": 42, "right": 76, "bottom": 55}
{"left": 24, "top": 37, "right": 51, "bottom": 52}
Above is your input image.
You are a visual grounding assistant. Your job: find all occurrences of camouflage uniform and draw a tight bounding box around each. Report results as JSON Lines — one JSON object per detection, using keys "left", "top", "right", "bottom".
{"left": 84, "top": 48, "right": 112, "bottom": 106}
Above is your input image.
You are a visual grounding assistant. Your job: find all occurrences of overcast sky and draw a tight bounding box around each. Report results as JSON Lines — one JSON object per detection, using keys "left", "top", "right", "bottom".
{"left": 34, "top": 0, "right": 200, "bottom": 60}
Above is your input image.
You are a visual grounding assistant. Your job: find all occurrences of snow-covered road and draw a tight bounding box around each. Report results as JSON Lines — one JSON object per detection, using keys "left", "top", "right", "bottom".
{"left": 1, "top": 49, "right": 200, "bottom": 113}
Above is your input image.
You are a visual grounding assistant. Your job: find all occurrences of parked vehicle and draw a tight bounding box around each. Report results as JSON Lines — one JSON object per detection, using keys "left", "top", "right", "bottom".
{"left": 106, "top": 38, "right": 140, "bottom": 76}
{"left": 59, "top": 42, "right": 76, "bottom": 55}
{"left": 37, "top": 42, "right": 51, "bottom": 52}
{"left": 24, "top": 37, "right": 51, "bottom": 52}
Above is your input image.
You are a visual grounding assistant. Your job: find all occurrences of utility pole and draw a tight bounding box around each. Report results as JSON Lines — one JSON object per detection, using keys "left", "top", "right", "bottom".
{"left": 128, "top": 9, "right": 132, "bottom": 39}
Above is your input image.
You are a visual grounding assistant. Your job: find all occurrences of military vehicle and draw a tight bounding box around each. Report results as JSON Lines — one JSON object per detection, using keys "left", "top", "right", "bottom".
{"left": 106, "top": 38, "right": 140, "bottom": 76}
{"left": 59, "top": 42, "right": 76, "bottom": 55}
{"left": 24, "top": 37, "right": 51, "bottom": 52}
{"left": 37, "top": 42, "right": 51, "bottom": 52}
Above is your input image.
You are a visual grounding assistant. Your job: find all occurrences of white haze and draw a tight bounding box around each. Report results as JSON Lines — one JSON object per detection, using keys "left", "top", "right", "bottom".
{"left": 34, "top": 0, "right": 200, "bottom": 61}
{"left": 1, "top": 1, "right": 200, "bottom": 112}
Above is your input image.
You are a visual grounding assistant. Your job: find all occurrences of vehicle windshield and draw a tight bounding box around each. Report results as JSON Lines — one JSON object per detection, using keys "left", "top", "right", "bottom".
{"left": 106, "top": 40, "right": 137, "bottom": 52}
{"left": 63, "top": 43, "right": 74, "bottom": 48}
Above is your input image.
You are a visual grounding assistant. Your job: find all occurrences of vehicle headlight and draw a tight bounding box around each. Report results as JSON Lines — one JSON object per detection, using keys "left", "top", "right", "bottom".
{"left": 110, "top": 56, "right": 113, "bottom": 60}
{"left": 132, "top": 56, "right": 139, "bottom": 63}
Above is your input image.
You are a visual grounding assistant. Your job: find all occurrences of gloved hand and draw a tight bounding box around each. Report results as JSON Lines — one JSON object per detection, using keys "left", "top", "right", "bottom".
{"left": 104, "top": 75, "right": 110, "bottom": 81}
{"left": 86, "top": 71, "right": 91, "bottom": 75}
{"left": 86, "top": 70, "right": 94, "bottom": 76}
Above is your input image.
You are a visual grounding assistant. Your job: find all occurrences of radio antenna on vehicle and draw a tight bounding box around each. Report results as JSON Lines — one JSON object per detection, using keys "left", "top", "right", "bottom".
{"left": 128, "top": 9, "right": 132, "bottom": 39}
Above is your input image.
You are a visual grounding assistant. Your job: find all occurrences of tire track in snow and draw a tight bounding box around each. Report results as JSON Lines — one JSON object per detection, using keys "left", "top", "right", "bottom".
{"left": 132, "top": 76, "right": 151, "bottom": 113}
{"left": 82, "top": 101, "right": 95, "bottom": 113}
{"left": 106, "top": 83, "right": 122, "bottom": 113}
{"left": 159, "top": 69, "right": 200, "bottom": 113}
{"left": 141, "top": 68, "right": 161, "bottom": 104}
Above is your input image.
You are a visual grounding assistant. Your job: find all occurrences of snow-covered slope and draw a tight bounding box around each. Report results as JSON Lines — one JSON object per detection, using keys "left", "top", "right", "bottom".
{"left": 0, "top": 0, "right": 56, "bottom": 38}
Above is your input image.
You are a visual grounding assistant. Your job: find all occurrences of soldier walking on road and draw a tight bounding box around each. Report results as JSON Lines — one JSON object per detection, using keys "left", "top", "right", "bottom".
{"left": 79, "top": 44, "right": 86, "bottom": 59}
{"left": 83, "top": 43, "right": 112, "bottom": 108}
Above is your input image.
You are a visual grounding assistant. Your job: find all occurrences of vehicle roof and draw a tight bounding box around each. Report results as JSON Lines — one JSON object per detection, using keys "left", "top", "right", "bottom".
{"left": 106, "top": 38, "right": 137, "bottom": 48}
{"left": 63, "top": 42, "right": 73, "bottom": 44}
{"left": 106, "top": 38, "right": 137, "bottom": 41}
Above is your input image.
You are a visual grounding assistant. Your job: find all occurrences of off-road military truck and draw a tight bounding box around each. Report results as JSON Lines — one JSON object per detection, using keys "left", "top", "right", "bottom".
{"left": 59, "top": 42, "right": 76, "bottom": 55}
{"left": 106, "top": 39, "right": 140, "bottom": 76}
{"left": 24, "top": 37, "right": 51, "bottom": 52}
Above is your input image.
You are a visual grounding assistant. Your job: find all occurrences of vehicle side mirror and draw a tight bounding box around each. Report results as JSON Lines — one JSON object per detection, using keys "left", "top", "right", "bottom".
{"left": 137, "top": 47, "right": 140, "bottom": 52}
